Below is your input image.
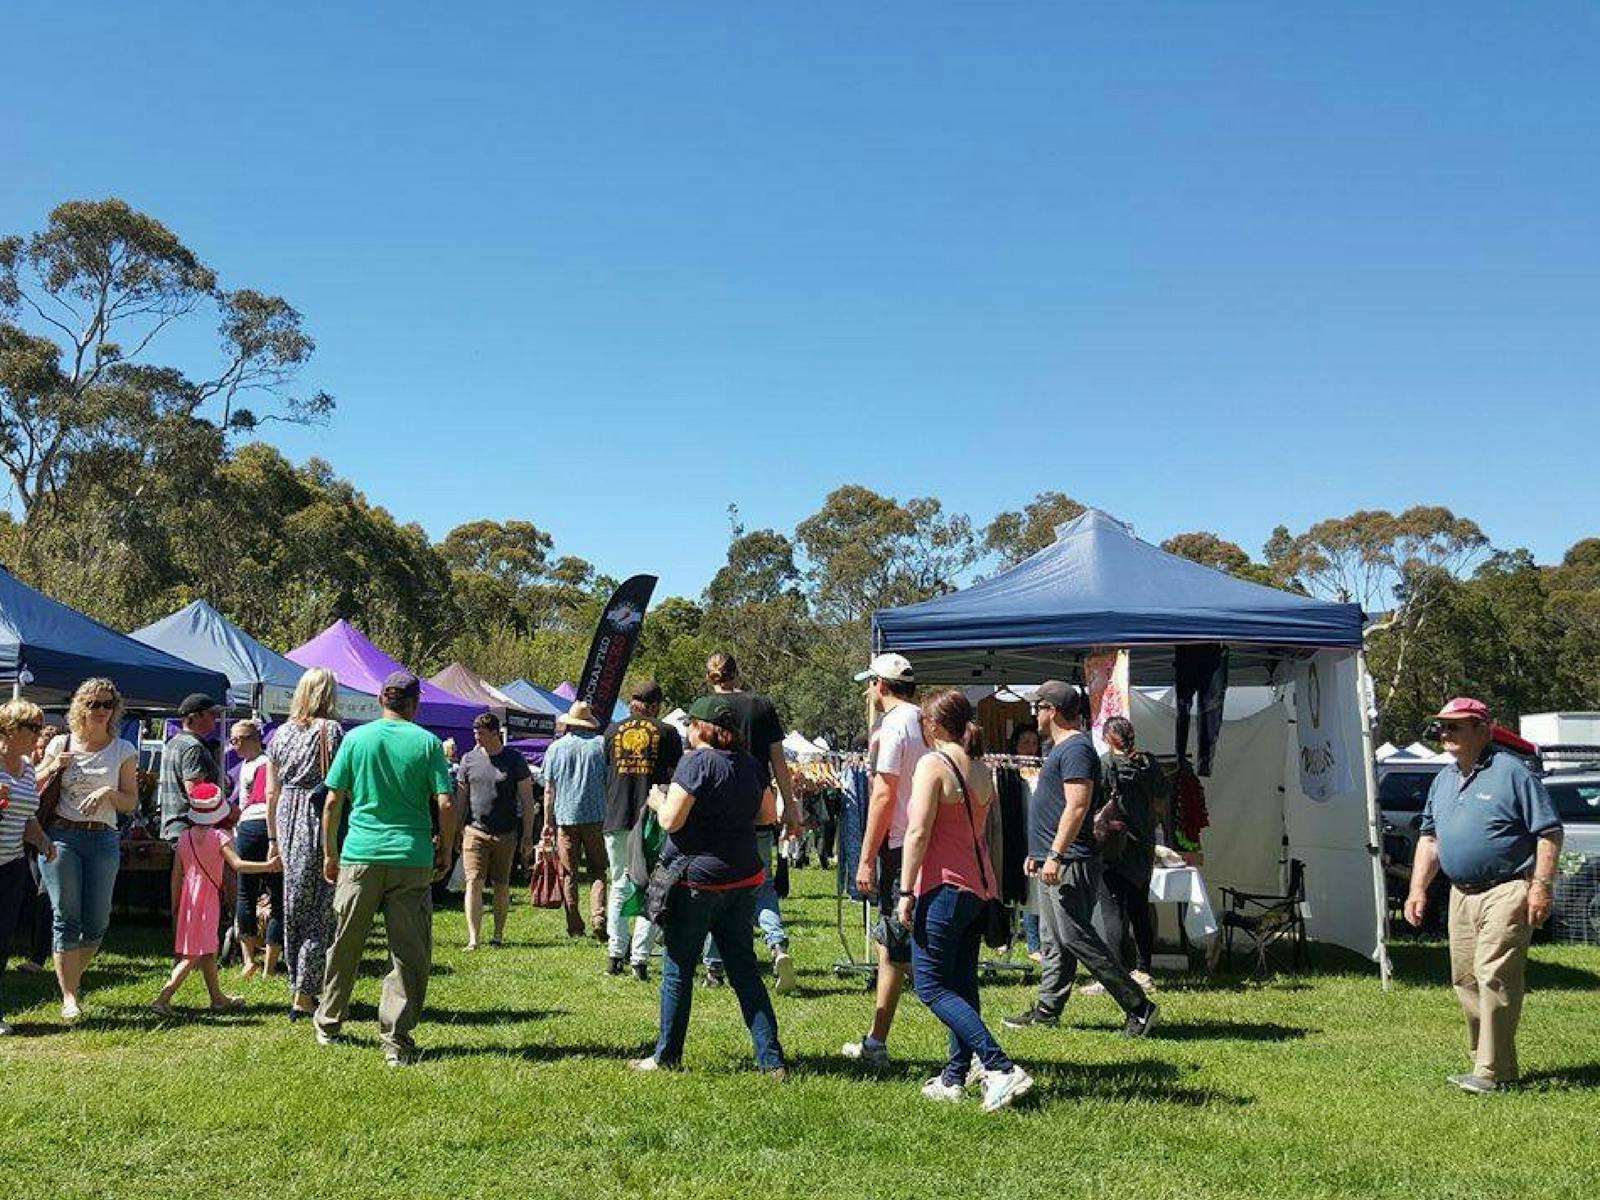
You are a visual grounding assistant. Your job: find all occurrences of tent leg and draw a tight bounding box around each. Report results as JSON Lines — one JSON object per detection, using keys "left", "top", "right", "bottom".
{"left": 1355, "top": 651, "right": 1393, "bottom": 991}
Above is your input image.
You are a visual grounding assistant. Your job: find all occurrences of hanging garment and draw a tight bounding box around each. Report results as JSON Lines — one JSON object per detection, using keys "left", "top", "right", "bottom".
{"left": 837, "top": 766, "right": 870, "bottom": 902}
{"left": 991, "top": 766, "right": 1031, "bottom": 905}
{"left": 1174, "top": 644, "right": 1228, "bottom": 776}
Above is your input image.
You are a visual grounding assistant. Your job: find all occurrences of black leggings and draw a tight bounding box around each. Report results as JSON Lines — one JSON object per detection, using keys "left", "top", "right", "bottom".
{"left": 1098, "top": 866, "right": 1155, "bottom": 974}
{"left": 0, "top": 856, "right": 33, "bottom": 1011}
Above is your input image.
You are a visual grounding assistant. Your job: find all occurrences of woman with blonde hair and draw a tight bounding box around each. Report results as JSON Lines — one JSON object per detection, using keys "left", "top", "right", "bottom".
{"left": 265, "top": 667, "right": 344, "bottom": 1020}
{"left": 36, "top": 679, "right": 140, "bottom": 1022}
{"left": 0, "top": 699, "right": 58, "bottom": 1033}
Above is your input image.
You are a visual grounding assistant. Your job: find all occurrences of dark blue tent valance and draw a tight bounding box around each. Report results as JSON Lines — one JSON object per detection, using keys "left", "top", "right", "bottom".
{"left": 0, "top": 569, "right": 229, "bottom": 709}
{"left": 873, "top": 510, "right": 1364, "bottom": 684}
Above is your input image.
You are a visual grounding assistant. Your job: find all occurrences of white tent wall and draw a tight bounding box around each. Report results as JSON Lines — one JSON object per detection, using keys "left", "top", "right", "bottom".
{"left": 1127, "top": 658, "right": 1386, "bottom": 965}
{"left": 1281, "top": 650, "right": 1386, "bottom": 965}
{"left": 1128, "top": 690, "right": 1287, "bottom": 899}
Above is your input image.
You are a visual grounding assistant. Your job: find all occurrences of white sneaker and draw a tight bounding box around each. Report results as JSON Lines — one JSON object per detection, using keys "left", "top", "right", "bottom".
{"left": 841, "top": 1037, "right": 891, "bottom": 1067}
{"left": 982, "top": 1065, "right": 1035, "bottom": 1112}
{"left": 0, "top": 1018, "right": 12, "bottom": 1036}
{"left": 921, "top": 1077, "right": 965, "bottom": 1102}
{"left": 1078, "top": 981, "right": 1108, "bottom": 997}
{"left": 629, "top": 1055, "right": 662, "bottom": 1073}
{"left": 967, "top": 1055, "right": 989, "bottom": 1089}
{"left": 1131, "top": 969, "right": 1156, "bottom": 990}
{"left": 60, "top": 999, "right": 82, "bottom": 1024}
{"left": 315, "top": 1028, "right": 346, "bottom": 1047}
{"left": 773, "top": 951, "right": 797, "bottom": 995}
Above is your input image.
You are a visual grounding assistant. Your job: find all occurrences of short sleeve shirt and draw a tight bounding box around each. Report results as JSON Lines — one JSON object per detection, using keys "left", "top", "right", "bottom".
{"left": 159, "top": 731, "right": 221, "bottom": 840}
{"left": 541, "top": 731, "right": 609, "bottom": 826}
{"left": 663, "top": 748, "right": 765, "bottom": 887}
{"left": 723, "top": 692, "right": 784, "bottom": 788}
{"left": 1028, "top": 733, "right": 1102, "bottom": 862}
{"left": 1420, "top": 748, "right": 1563, "bottom": 885}
{"left": 458, "top": 745, "right": 531, "bottom": 835}
{"left": 324, "top": 718, "right": 452, "bottom": 868}
{"left": 51, "top": 736, "right": 139, "bottom": 828}
{"left": 603, "top": 717, "right": 685, "bottom": 833}
{"left": 875, "top": 701, "right": 928, "bottom": 850}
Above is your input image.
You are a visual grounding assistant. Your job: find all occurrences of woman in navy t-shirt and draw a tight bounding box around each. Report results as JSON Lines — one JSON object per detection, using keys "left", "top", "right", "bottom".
{"left": 632, "top": 695, "right": 787, "bottom": 1077}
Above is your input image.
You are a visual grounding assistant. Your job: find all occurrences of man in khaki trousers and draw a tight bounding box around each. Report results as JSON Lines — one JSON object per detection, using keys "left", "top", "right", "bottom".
{"left": 314, "top": 672, "right": 456, "bottom": 1067}
{"left": 1405, "top": 697, "right": 1563, "bottom": 1094}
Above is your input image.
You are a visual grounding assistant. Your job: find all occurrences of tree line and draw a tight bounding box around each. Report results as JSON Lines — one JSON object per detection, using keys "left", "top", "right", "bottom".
{"left": 4, "top": 200, "right": 1597, "bottom": 744}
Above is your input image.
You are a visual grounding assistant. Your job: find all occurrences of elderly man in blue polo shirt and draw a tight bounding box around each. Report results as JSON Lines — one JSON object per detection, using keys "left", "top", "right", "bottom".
{"left": 1404, "top": 697, "right": 1563, "bottom": 1094}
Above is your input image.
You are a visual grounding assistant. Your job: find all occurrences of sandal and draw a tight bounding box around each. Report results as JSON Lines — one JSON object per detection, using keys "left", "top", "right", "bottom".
{"left": 150, "top": 1000, "right": 174, "bottom": 1018}
{"left": 210, "top": 995, "right": 246, "bottom": 1012}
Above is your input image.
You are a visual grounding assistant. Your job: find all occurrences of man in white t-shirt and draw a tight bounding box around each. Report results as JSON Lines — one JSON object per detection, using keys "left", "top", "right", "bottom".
{"left": 842, "top": 652, "right": 926, "bottom": 1067}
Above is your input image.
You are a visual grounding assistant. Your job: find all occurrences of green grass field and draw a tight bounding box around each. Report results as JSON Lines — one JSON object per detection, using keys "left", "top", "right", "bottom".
{"left": 2, "top": 868, "right": 1597, "bottom": 1200}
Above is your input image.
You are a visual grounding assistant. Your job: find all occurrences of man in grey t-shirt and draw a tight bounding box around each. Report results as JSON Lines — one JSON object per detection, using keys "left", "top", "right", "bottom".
{"left": 158, "top": 694, "right": 222, "bottom": 841}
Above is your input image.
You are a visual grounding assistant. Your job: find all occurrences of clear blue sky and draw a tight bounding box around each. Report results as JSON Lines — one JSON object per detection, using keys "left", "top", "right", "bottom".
{"left": 7, "top": 4, "right": 1597, "bottom": 599}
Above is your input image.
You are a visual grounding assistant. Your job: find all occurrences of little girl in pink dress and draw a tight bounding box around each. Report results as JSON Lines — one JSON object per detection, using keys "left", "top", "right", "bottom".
{"left": 153, "top": 784, "right": 279, "bottom": 1016}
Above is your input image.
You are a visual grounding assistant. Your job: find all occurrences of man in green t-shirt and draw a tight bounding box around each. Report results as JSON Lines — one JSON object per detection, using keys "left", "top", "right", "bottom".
{"left": 313, "top": 671, "right": 456, "bottom": 1067}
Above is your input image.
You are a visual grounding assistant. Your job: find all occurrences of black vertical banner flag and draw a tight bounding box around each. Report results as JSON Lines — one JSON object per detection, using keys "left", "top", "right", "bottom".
{"left": 576, "top": 574, "right": 657, "bottom": 723}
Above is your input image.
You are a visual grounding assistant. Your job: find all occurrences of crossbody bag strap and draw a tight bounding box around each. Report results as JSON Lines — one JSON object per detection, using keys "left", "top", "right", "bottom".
{"left": 934, "top": 749, "right": 991, "bottom": 894}
{"left": 183, "top": 828, "right": 226, "bottom": 894}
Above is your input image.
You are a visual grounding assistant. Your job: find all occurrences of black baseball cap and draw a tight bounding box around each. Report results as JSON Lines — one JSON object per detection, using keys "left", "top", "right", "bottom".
{"left": 179, "top": 693, "right": 221, "bottom": 717}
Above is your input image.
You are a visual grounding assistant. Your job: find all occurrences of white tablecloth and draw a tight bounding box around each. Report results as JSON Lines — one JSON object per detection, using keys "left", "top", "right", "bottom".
{"left": 1149, "top": 865, "right": 1218, "bottom": 943}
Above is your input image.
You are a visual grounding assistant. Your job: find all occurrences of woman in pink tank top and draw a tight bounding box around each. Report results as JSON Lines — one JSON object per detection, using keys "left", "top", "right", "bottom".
{"left": 895, "top": 690, "right": 1033, "bottom": 1113}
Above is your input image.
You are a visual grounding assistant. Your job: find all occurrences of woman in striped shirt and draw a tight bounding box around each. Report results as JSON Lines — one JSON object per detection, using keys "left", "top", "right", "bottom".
{"left": 1, "top": 699, "right": 58, "bottom": 1035}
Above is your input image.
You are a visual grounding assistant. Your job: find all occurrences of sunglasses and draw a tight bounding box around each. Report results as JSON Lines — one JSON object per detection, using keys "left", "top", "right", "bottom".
{"left": 1030, "top": 702, "right": 1056, "bottom": 714}
{"left": 86, "top": 699, "right": 116, "bottom": 711}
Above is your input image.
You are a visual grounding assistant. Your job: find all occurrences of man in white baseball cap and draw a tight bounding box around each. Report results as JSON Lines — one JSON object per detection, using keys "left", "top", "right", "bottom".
{"left": 842, "top": 651, "right": 925, "bottom": 1067}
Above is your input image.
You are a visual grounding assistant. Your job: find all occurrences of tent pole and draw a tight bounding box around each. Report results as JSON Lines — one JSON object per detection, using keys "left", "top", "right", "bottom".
{"left": 9, "top": 678, "right": 19, "bottom": 701}
{"left": 1354, "top": 650, "right": 1393, "bottom": 990}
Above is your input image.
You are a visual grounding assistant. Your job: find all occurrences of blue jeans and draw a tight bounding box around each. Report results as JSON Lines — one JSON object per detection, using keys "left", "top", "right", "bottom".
{"left": 234, "top": 821, "right": 284, "bottom": 945}
{"left": 657, "top": 885, "right": 785, "bottom": 1070}
{"left": 703, "top": 828, "right": 786, "bottom": 967}
{"left": 40, "top": 826, "right": 121, "bottom": 952}
{"left": 912, "top": 885, "right": 1014, "bottom": 1086}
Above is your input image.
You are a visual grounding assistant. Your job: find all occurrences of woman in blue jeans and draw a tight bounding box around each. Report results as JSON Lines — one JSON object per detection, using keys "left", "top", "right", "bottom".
{"left": 37, "top": 679, "right": 141, "bottom": 1023}
{"left": 896, "top": 690, "right": 1032, "bottom": 1111}
{"left": 631, "top": 695, "right": 786, "bottom": 1078}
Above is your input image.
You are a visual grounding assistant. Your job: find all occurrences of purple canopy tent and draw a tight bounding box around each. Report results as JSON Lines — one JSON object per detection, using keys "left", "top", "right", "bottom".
{"left": 286, "top": 620, "right": 484, "bottom": 746}
{"left": 429, "top": 662, "right": 552, "bottom": 763}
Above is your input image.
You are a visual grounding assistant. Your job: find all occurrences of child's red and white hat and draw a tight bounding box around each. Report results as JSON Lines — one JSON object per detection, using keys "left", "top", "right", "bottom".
{"left": 186, "top": 782, "right": 229, "bottom": 827}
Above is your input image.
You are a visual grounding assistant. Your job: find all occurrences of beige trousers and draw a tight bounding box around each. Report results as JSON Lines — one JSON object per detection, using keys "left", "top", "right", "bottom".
{"left": 314, "top": 863, "right": 435, "bottom": 1054}
{"left": 1447, "top": 878, "right": 1531, "bottom": 1084}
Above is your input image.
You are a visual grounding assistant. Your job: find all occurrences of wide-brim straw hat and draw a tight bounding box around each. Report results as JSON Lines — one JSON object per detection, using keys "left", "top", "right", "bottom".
{"left": 557, "top": 701, "right": 601, "bottom": 730}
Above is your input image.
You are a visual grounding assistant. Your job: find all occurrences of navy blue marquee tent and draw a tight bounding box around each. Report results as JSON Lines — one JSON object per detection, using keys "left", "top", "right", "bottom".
{"left": 131, "top": 600, "right": 381, "bottom": 722}
{"left": 872, "top": 509, "right": 1365, "bottom": 685}
{"left": 0, "top": 567, "right": 229, "bottom": 709}
{"left": 873, "top": 510, "right": 1389, "bottom": 976}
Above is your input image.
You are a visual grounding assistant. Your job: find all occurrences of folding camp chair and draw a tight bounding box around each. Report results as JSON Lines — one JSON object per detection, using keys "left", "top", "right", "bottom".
{"left": 1220, "top": 858, "right": 1307, "bottom": 976}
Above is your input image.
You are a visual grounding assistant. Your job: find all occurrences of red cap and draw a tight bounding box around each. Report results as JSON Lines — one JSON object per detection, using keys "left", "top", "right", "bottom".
{"left": 1432, "top": 697, "right": 1488, "bottom": 722}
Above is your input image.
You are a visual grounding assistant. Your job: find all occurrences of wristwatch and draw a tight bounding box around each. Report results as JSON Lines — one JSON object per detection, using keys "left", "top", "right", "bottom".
{"left": 897, "top": 888, "right": 916, "bottom": 899}
{"left": 1048, "top": 851, "right": 1071, "bottom": 865}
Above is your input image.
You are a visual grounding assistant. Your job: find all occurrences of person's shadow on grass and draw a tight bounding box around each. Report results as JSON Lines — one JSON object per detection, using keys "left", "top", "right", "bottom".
{"left": 1518, "top": 1063, "right": 1600, "bottom": 1091}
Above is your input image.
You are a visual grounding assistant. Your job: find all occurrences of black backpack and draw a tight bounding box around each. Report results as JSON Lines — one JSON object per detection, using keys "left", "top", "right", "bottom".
{"left": 1091, "top": 757, "right": 1131, "bottom": 863}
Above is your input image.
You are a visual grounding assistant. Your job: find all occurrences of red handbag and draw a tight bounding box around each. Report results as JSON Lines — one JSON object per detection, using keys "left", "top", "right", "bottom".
{"left": 529, "top": 845, "right": 567, "bottom": 909}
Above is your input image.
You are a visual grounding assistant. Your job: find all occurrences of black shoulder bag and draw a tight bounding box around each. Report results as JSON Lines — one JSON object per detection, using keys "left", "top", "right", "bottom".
{"left": 1092, "top": 756, "right": 1131, "bottom": 863}
{"left": 935, "top": 751, "right": 1011, "bottom": 950}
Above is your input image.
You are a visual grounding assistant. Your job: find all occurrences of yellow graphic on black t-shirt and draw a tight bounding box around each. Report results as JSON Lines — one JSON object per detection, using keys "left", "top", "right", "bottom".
{"left": 614, "top": 719, "right": 659, "bottom": 777}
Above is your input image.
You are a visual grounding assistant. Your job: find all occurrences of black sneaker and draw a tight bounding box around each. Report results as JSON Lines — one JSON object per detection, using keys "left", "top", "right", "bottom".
{"left": 703, "top": 966, "right": 727, "bottom": 989}
{"left": 1123, "top": 1000, "right": 1161, "bottom": 1039}
{"left": 632, "top": 961, "right": 650, "bottom": 982}
{"left": 1002, "top": 1005, "right": 1059, "bottom": 1030}
{"left": 607, "top": 956, "right": 624, "bottom": 976}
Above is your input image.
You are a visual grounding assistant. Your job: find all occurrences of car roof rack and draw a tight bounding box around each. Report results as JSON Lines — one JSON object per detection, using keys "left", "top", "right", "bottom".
{"left": 1538, "top": 744, "right": 1600, "bottom": 770}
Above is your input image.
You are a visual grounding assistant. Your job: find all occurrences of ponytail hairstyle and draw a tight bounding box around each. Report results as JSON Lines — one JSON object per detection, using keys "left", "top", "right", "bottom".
{"left": 920, "top": 689, "right": 985, "bottom": 758}
{"left": 705, "top": 651, "right": 739, "bottom": 687}
{"left": 1103, "top": 716, "right": 1136, "bottom": 751}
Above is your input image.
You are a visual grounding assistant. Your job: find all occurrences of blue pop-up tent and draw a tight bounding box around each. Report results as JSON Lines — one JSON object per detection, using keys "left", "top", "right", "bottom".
{"left": 498, "top": 679, "right": 569, "bottom": 718}
{"left": 873, "top": 510, "right": 1388, "bottom": 978}
{"left": 873, "top": 509, "right": 1363, "bottom": 685}
{"left": 131, "top": 600, "right": 380, "bottom": 722}
{"left": 0, "top": 567, "right": 229, "bottom": 709}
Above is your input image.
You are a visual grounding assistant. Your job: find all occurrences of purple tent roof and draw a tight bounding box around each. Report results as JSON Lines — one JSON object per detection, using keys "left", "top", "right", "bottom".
{"left": 286, "top": 620, "right": 486, "bottom": 732}
{"left": 554, "top": 681, "right": 577, "bottom": 700}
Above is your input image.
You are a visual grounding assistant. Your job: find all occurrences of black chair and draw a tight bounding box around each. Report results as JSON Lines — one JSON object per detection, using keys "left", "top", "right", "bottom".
{"left": 1220, "top": 859, "right": 1307, "bottom": 976}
